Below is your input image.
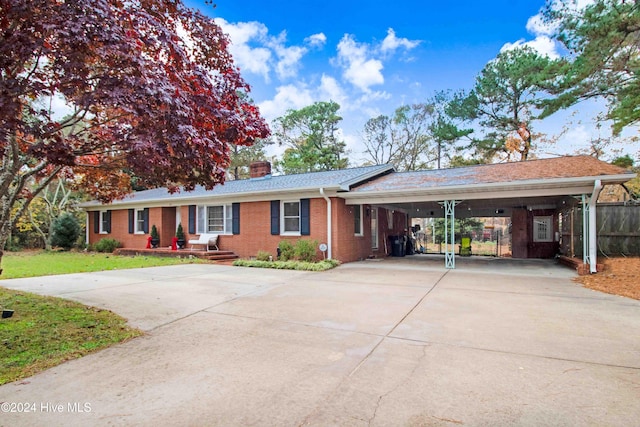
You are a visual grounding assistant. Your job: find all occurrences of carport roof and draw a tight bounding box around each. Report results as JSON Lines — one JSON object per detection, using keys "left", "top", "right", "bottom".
{"left": 349, "top": 156, "right": 632, "bottom": 192}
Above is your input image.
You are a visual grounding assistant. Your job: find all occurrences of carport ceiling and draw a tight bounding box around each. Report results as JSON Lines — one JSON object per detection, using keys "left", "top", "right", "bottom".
{"left": 372, "top": 195, "right": 581, "bottom": 219}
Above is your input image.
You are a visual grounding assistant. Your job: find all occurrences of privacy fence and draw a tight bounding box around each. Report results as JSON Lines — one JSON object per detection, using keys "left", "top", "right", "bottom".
{"left": 560, "top": 202, "right": 640, "bottom": 258}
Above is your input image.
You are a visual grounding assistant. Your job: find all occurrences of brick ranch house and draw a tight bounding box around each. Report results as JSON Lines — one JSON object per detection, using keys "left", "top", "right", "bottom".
{"left": 81, "top": 156, "right": 635, "bottom": 270}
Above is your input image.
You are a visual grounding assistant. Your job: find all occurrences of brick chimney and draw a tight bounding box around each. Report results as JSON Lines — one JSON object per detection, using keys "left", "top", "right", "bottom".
{"left": 249, "top": 161, "right": 271, "bottom": 179}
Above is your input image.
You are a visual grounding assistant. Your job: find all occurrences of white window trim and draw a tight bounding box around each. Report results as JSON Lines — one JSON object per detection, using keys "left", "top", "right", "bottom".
{"left": 99, "top": 211, "right": 109, "bottom": 234}
{"left": 134, "top": 208, "right": 146, "bottom": 234}
{"left": 196, "top": 204, "right": 233, "bottom": 235}
{"left": 281, "top": 200, "right": 301, "bottom": 236}
{"left": 533, "top": 215, "right": 553, "bottom": 242}
{"left": 354, "top": 205, "right": 363, "bottom": 236}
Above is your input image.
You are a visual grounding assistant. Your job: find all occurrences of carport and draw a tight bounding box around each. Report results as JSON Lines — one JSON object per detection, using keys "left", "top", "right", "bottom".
{"left": 343, "top": 156, "right": 635, "bottom": 273}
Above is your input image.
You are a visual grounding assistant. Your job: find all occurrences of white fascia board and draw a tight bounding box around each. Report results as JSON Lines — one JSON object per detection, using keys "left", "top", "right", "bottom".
{"left": 342, "top": 175, "right": 631, "bottom": 205}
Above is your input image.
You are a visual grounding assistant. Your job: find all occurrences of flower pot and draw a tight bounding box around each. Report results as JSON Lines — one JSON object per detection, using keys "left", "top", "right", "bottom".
{"left": 177, "top": 238, "right": 186, "bottom": 249}
{"left": 150, "top": 238, "right": 160, "bottom": 248}
{"left": 2, "top": 309, "right": 14, "bottom": 319}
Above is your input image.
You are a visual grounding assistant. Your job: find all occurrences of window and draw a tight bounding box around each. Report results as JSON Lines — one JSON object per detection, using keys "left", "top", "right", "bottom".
{"left": 354, "top": 205, "right": 363, "bottom": 236}
{"left": 533, "top": 216, "right": 553, "bottom": 242}
{"left": 99, "top": 211, "right": 109, "bottom": 234}
{"left": 371, "top": 208, "right": 378, "bottom": 249}
{"left": 282, "top": 201, "right": 300, "bottom": 234}
{"left": 196, "top": 205, "right": 233, "bottom": 234}
{"left": 135, "top": 209, "right": 146, "bottom": 234}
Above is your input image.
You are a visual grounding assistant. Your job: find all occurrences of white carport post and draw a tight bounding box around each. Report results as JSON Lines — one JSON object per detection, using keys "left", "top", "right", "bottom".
{"left": 582, "top": 180, "right": 603, "bottom": 274}
{"left": 443, "top": 200, "right": 459, "bottom": 269}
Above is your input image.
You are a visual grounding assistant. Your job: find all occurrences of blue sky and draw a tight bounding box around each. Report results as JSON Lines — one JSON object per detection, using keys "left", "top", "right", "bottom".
{"left": 185, "top": 0, "right": 639, "bottom": 165}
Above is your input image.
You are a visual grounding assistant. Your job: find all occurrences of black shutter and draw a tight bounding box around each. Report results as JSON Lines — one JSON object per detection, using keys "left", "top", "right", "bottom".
{"left": 105, "top": 210, "right": 112, "bottom": 233}
{"left": 93, "top": 211, "right": 99, "bottom": 233}
{"left": 270, "top": 200, "right": 280, "bottom": 235}
{"left": 143, "top": 208, "right": 149, "bottom": 234}
{"left": 188, "top": 205, "right": 196, "bottom": 234}
{"left": 128, "top": 209, "right": 134, "bottom": 234}
{"left": 300, "top": 199, "right": 310, "bottom": 236}
{"left": 232, "top": 203, "right": 240, "bottom": 235}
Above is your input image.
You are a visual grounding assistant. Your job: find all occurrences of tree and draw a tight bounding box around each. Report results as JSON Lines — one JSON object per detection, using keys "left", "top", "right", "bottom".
{"left": 228, "top": 138, "right": 273, "bottom": 180}
{"left": 451, "top": 47, "right": 559, "bottom": 161}
{"left": 0, "top": 0, "right": 269, "bottom": 273}
{"left": 273, "top": 101, "right": 348, "bottom": 174}
{"left": 50, "top": 212, "right": 81, "bottom": 250}
{"left": 428, "top": 91, "right": 474, "bottom": 169}
{"left": 541, "top": 0, "right": 640, "bottom": 134}
{"left": 362, "top": 103, "right": 441, "bottom": 171}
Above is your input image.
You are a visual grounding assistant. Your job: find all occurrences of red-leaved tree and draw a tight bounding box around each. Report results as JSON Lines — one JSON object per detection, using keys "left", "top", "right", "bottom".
{"left": 0, "top": 0, "right": 269, "bottom": 272}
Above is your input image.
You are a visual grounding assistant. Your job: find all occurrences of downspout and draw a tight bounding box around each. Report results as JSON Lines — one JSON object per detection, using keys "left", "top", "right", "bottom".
{"left": 588, "top": 179, "right": 602, "bottom": 274}
{"left": 319, "top": 188, "right": 332, "bottom": 260}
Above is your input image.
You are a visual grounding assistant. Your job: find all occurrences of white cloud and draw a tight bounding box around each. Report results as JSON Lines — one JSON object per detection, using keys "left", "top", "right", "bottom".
{"left": 215, "top": 18, "right": 272, "bottom": 79}
{"left": 305, "top": 33, "right": 327, "bottom": 48}
{"left": 335, "top": 34, "right": 385, "bottom": 92}
{"left": 380, "top": 28, "right": 420, "bottom": 54}
{"left": 501, "top": 35, "right": 560, "bottom": 59}
{"left": 319, "top": 74, "right": 348, "bottom": 107}
{"left": 216, "top": 19, "right": 319, "bottom": 82}
{"left": 334, "top": 29, "right": 419, "bottom": 93}
{"left": 525, "top": 14, "right": 557, "bottom": 37}
{"left": 268, "top": 32, "right": 307, "bottom": 80}
{"left": 257, "top": 84, "right": 315, "bottom": 122}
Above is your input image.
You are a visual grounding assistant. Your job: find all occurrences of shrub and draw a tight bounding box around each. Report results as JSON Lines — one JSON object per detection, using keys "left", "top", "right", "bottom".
{"left": 175, "top": 223, "right": 185, "bottom": 240}
{"left": 50, "top": 212, "right": 81, "bottom": 250}
{"left": 233, "top": 259, "right": 340, "bottom": 271}
{"left": 294, "top": 239, "right": 318, "bottom": 262}
{"left": 256, "top": 250, "right": 272, "bottom": 261}
{"left": 278, "top": 240, "right": 295, "bottom": 261}
{"left": 94, "top": 238, "right": 121, "bottom": 253}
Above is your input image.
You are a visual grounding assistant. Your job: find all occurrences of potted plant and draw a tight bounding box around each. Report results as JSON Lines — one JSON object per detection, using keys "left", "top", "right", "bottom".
{"left": 150, "top": 224, "right": 160, "bottom": 248}
{"left": 175, "top": 223, "right": 186, "bottom": 249}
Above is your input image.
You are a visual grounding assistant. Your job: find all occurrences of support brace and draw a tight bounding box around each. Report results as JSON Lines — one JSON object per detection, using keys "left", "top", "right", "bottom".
{"left": 442, "top": 200, "right": 460, "bottom": 269}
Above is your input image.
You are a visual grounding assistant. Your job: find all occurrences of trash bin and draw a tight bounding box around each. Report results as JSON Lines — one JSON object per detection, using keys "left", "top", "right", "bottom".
{"left": 388, "top": 235, "right": 406, "bottom": 257}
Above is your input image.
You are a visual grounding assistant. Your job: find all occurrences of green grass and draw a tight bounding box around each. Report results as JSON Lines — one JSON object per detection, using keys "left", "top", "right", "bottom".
{"left": 1, "top": 250, "right": 204, "bottom": 279}
{"left": 233, "top": 258, "right": 340, "bottom": 271}
{"left": 0, "top": 287, "right": 142, "bottom": 385}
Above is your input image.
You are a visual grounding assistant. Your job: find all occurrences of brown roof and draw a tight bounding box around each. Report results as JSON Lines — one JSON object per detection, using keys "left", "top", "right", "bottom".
{"left": 352, "top": 156, "right": 632, "bottom": 192}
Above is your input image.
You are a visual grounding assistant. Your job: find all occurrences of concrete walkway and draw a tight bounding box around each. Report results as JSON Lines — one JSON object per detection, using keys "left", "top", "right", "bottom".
{"left": 1, "top": 257, "right": 639, "bottom": 426}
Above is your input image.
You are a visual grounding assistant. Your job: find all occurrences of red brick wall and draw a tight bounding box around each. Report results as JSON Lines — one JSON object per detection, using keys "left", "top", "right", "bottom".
{"left": 87, "top": 199, "right": 408, "bottom": 262}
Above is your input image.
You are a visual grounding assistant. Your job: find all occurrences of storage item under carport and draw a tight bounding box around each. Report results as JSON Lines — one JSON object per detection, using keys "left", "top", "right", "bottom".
{"left": 388, "top": 235, "right": 406, "bottom": 257}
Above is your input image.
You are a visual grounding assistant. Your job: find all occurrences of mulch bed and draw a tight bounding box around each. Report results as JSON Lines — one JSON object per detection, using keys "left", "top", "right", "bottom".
{"left": 574, "top": 257, "right": 640, "bottom": 300}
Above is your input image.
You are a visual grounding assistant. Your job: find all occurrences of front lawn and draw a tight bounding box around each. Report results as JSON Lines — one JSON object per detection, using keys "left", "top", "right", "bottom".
{"left": 0, "top": 287, "right": 141, "bottom": 385}
{"left": 1, "top": 250, "right": 204, "bottom": 279}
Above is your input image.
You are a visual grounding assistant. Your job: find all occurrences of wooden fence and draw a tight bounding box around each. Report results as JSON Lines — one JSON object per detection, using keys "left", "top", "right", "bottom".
{"left": 560, "top": 202, "right": 640, "bottom": 257}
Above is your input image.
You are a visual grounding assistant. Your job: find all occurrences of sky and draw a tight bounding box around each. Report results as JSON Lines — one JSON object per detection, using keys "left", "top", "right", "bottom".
{"left": 184, "top": 0, "right": 639, "bottom": 165}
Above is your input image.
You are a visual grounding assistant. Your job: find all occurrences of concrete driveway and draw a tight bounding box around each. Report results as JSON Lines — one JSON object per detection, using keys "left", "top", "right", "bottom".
{"left": 1, "top": 257, "right": 639, "bottom": 426}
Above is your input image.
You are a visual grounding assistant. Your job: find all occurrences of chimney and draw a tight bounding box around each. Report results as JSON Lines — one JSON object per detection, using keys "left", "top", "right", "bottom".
{"left": 250, "top": 161, "right": 271, "bottom": 179}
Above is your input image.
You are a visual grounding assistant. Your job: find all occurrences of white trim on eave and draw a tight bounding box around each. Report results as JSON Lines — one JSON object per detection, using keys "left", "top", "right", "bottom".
{"left": 79, "top": 188, "right": 343, "bottom": 211}
{"left": 341, "top": 174, "right": 635, "bottom": 205}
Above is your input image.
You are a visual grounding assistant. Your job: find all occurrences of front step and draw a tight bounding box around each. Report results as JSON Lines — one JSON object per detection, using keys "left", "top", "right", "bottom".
{"left": 206, "top": 251, "right": 239, "bottom": 261}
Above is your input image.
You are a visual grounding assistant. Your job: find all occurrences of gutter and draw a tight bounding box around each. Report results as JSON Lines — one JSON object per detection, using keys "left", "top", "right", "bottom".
{"left": 319, "top": 188, "right": 332, "bottom": 259}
